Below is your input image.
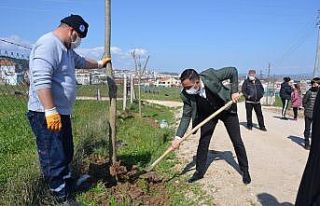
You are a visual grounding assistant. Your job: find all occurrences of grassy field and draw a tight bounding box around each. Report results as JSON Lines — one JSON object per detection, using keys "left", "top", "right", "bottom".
{"left": 0, "top": 95, "right": 211, "bottom": 205}
{"left": 0, "top": 84, "right": 182, "bottom": 102}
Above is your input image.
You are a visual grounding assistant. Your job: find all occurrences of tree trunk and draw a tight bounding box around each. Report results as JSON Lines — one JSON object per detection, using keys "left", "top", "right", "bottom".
{"left": 123, "top": 73, "right": 127, "bottom": 110}
{"left": 138, "top": 75, "right": 142, "bottom": 117}
{"left": 105, "top": 0, "right": 117, "bottom": 164}
{"left": 130, "top": 75, "right": 135, "bottom": 103}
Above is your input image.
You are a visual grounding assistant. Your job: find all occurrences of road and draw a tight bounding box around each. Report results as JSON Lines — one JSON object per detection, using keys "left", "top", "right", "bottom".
{"left": 174, "top": 102, "right": 309, "bottom": 206}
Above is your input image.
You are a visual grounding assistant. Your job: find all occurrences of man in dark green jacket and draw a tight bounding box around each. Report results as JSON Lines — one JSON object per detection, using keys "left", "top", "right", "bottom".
{"left": 171, "top": 67, "right": 251, "bottom": 184}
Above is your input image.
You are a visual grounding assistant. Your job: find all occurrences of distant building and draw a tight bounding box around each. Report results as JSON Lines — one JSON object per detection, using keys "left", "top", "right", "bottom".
{"left": 75, "top": 69, "right": 91, "bottom": 85}
{"left": 155, "top": 77, "right": 180, "bottom": 87}
{"left": 0, "top": 58, "right": 25, "bottom": 85}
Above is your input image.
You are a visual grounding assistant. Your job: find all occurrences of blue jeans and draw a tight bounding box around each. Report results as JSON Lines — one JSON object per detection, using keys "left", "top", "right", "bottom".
{"left": 26, "top": 111, "right": 74, "bottom": 201}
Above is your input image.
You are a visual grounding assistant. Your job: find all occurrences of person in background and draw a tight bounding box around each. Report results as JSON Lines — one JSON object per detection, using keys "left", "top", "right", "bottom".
{"left": 291, "top": 83, "right": 302, "bottom": 120}
{"left": 279, "top": 77, "right": 293, "bottom": 120}
{"left": 295, "top": 86, "right": 320, "bottom": 205}
{"left": 302, "top": 77, "right": 320, "bottom": 150}
{"left": 27, "top": 14, "right": 111, "bottom": 205}
{"left": 241, "top": 69, "right": 266, "bottom": 131}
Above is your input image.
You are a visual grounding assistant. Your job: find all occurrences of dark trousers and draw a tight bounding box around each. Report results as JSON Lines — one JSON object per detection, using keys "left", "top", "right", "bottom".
{"left": 293, "top": 107, "right": 298, "bottom": 119}
{"left": 196, "top": 112, "right": 249, "bottom": 175}
{"left": 281, "top": 98, "right": 289, "bottom": 118}
{"left": 27, "top": 111, "right": 74, "bottom": 201}
{"left": 304, "top": 116, "right": 313, "bottom": 145}
{"left": 245, "top": 102, "right": 265, "bottom": 128}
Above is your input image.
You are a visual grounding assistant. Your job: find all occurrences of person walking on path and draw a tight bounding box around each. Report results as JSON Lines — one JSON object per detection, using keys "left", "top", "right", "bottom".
{"left": 171, "top": 67, "right": 251, "bottom": 185}
{"left": 279, "top": 77, "right": 293, "bottom": 120}
{"left": 302, "top": 77, "right": 320, "bottom": 150}
{"left": 26, "top": 14, "right": 111, "bottom": 205}
{"left": 241, "top": 69, "right": 266, "bottom": 131}
{"left": 291, "top": 83, "right": 302, "bottom": 120}
{"left": 295, "top": 87, "right": 320, "bottom": 205}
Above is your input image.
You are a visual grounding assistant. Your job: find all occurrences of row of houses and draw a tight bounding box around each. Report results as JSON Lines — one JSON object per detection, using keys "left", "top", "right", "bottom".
{"left": 74, "top": 69, "right": 181, "bottom": 87}
{"left": 0, "top": 57, "right": 314, "bottom": 92}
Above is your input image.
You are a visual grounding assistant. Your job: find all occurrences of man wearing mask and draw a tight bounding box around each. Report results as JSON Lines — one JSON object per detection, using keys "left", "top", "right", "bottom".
{"left": 295, "top": 84, "right": 320, "bottom": 205}
{"left": 241, "top": 70, "right": 266, "bottom": 131}
{"left": 27, "top": 14, "right": 111, "bottom": 205}
{"left": 171, "top": 68, "right": 251, "bottom": 185}
{"left": 302, "top": 77, "right": 320, "bottom": 149}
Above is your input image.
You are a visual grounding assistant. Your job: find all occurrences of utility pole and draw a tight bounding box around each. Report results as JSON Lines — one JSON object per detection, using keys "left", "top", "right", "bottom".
{"left": 259, "top": 69, "right": 263, "bottom": 80}
{"left": 266, "top": 63, "right": 271, "bottom": 105}
{"left": 313, "top": 10, "right": 320, "bottom": 77}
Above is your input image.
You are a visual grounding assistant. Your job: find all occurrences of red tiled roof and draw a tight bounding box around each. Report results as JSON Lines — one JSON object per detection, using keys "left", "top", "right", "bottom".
{"left": 0, "top": 59, "right": 15, "bottom": 66}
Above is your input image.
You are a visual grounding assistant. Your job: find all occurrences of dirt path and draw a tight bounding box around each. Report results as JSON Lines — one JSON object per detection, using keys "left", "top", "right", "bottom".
{"left": 173, "top": 102, "right": 309, "bottom": 206}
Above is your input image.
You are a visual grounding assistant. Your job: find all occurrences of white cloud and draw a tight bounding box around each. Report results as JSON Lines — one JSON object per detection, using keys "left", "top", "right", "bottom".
{"left": 130, "top": 48, "right": 148, "bottom": 56}
{"left": 76, "top": 46, "right": 149, "bottom": 69}
{"left": 76, "top": 47, "right": 104, "bottom": 60}
{"left": 0, "top": 35, "right": 149, "bottom": 68}
{"left": 111, "top": 46, "right": 123, "bottom": 55}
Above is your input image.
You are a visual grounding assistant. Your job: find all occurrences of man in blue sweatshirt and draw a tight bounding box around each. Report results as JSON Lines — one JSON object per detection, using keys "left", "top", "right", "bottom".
{"left": 27, "top": 14, "right": 110, "bottom": 205}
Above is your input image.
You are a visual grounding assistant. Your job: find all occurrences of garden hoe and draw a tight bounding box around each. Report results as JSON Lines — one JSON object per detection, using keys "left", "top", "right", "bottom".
{"left": 118, "top": 95, "right": 242, "bottom": 181}
{"left": 144, "top": 94, "right": 242, "bottom": 173}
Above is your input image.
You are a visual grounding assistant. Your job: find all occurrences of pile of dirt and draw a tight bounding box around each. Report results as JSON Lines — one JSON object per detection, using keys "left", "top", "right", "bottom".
{"left": 83, "top": 155, "right": 170, "bottom": 205}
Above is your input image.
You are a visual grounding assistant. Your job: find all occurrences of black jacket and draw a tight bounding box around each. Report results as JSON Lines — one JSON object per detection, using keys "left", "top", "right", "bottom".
{"left": 303, "top": 87, "right": 319, "bottom": 119}
{"left": 176, "top": 67, "right": 238, "bottom": 138}
{"left": 241, "top": 78, "right": 264, "bottom": 102}
{"left": 280, "top": 82, "right": 293, "bottom": 100}
{"left": 295, "top": 90, "right": 320, "bottom": 206}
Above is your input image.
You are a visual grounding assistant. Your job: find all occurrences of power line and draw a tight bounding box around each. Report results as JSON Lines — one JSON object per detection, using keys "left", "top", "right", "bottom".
{"left": 0, "top": 38, "right": 32, "bottom": 50}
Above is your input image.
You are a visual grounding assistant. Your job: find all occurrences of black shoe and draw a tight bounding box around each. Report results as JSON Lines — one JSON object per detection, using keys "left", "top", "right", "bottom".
{"left": 259, "top": 127, "right": 267, "bottom": 131}
{"left": 247, "top": 126, "right": 253, "bottom": 130}
{"left": 188, "top": 171, "right": 204, "bottom": 183}
{"left": 67, "top": 175, "right": 93, "bottom": 194}
{"left": 305, "top": 144, "right": 310, "bottom": 150}
{"left": 281, "top": 117, "right": 288, "bottom": 120}
{"left": 242, "top": 171, "right": 251, "bottom": 185}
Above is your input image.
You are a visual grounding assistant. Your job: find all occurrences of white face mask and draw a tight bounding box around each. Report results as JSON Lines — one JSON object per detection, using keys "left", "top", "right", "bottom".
{"left": 248, "top": 76, "right": 256, "bottom": 81}
{"left": 70, "top": 34, "right": 81, "bottom": 49}
{"left": 185, "top": 85, "right": 199, "bottom": 95}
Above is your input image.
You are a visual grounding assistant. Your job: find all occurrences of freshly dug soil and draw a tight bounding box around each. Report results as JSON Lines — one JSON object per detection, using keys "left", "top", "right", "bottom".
{"left": 82, "top": 155, "right": 170, "bottom": 205}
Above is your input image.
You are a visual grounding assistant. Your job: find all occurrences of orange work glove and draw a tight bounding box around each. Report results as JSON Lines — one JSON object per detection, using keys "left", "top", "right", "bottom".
{"left": 98, "top": 56, "right": 112, "bottom": 68}
{"left": 45, "top": 107, "right": 62, "bottom": 132}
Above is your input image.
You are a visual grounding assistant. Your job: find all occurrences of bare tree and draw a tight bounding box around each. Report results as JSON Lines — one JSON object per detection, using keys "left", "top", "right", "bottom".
{"left": 105, "top": 0, "right": 117, "bottom": 164}
{"left": 131, "top": 50, "right": 149, "bottom": 117}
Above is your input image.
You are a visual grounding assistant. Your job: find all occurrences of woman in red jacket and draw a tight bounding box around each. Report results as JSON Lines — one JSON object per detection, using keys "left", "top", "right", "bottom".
{"left": 291, "top": 83, "right": 302, "bottom": 120}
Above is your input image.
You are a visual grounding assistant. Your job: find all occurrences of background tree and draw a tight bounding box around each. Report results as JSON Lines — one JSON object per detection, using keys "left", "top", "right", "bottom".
{"left": 131, "top": 50, "right": 150, "bottom": 117}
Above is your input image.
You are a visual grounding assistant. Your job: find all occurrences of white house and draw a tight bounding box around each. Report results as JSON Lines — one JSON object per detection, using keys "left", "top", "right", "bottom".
{"left": 155, "top": 77, "right": 180, "bottom": 87}
{"left": 0, "top": 58, "right": 25, "bottom": 85}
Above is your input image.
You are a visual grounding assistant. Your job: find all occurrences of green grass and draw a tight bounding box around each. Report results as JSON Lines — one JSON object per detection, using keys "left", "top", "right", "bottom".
{"left": 76, "top": 85, "right": 181, "bottom": 102}
{"left": 0, "top": 94, "right": 211, "bottom": 205}
{"left": 140, "top": 86, "right": 181, "bottom": 101}
{"left": 0, "top": 84, "right": 181, "bottom": 102}
{"left": 273, "top": 96, "right": 292, "bottom": 108}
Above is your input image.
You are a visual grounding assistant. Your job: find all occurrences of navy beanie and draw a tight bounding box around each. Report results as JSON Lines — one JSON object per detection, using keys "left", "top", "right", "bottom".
{"left": 61, "top": 14, "right": 89, "bottom": 38}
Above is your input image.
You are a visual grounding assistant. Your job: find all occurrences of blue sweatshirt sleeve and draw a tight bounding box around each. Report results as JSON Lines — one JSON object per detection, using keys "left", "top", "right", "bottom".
{"left": 73, "top": 51, "right": 86, "bottom": 69}
{"left": 31, "top": 41, "right": 58, "bottom": 90}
